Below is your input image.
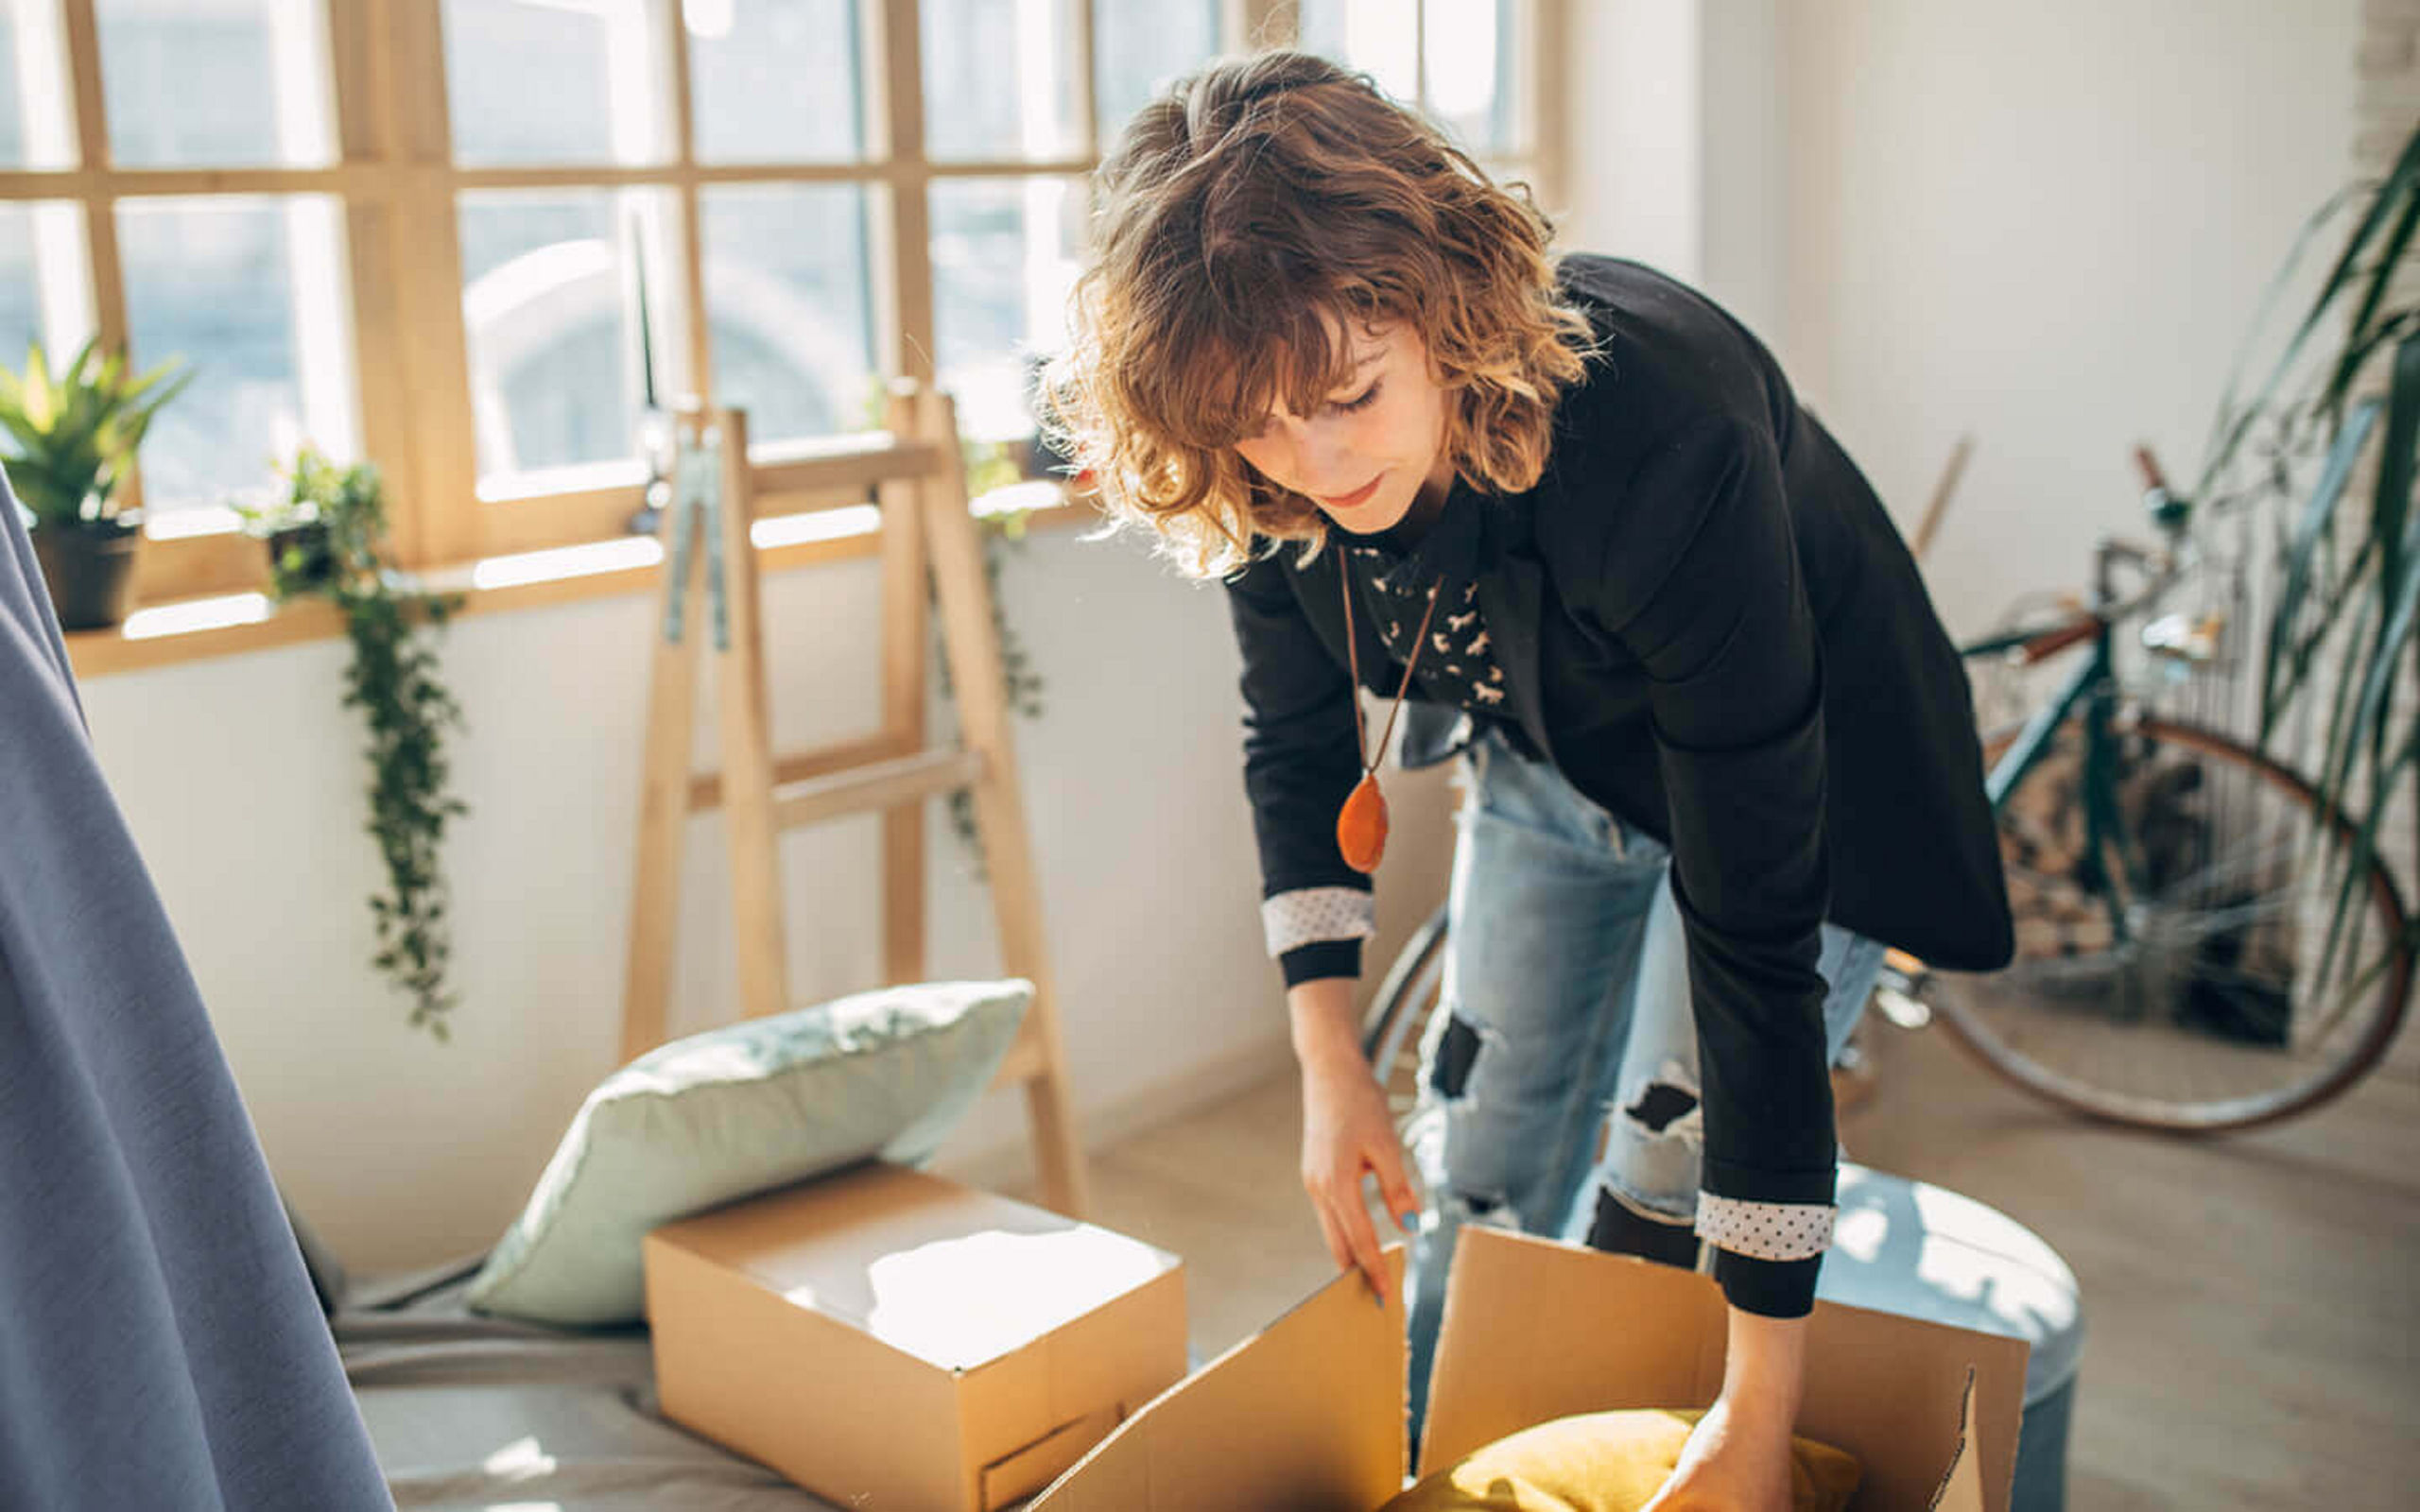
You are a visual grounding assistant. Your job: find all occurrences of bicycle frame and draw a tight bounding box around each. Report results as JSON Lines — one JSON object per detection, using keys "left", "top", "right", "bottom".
{"left": 1962, "top": 614, "right": 2145, "bottom": 946}
{"left": 1959, "top": 524, "right": 2195, "bottom": 950}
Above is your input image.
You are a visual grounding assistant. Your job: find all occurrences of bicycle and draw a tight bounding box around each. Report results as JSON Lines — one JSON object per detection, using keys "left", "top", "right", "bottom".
{"left": 1361, "top": 457, "right": 2413, "bottom": 1136}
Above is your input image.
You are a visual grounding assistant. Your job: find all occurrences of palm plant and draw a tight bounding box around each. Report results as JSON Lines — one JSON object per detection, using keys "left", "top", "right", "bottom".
{"left": 0, "top": 336, "right": 191, "bottom": 532}
{"left": 2196, "top": 120, "right": 2420, "bottom": 994}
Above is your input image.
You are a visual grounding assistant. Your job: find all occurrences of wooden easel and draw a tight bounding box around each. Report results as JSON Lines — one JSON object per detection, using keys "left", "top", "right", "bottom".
{"left": 619, "top": 383, "right": 1088, "bottom": 1216}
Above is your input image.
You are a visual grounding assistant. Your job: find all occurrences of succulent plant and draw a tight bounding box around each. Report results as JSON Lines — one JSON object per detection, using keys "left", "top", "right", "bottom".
{"left": 0, "top": 337, "right": 193, "bottom": 533}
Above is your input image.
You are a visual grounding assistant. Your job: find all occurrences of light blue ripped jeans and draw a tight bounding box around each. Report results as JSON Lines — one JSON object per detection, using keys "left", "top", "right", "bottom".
{"left": 1402, "top": 726, "right": 1888, "bottom": 1434}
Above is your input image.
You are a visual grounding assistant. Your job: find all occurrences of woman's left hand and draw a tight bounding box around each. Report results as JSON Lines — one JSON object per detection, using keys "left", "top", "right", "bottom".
{"left": 1639, "top": 1393, "right": 1795, "bottom": 1512}
{"left": 1643, "top": 1302, "right": 1809, "bottom": 1512}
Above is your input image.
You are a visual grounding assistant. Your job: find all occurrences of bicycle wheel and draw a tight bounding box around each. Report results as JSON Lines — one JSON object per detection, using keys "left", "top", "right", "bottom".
{"left": 1927, "top": 716, "right": 2412, "bottom": 1131}
{"left": 1360, "top": 902, "right": 1450, "bottom": 1135}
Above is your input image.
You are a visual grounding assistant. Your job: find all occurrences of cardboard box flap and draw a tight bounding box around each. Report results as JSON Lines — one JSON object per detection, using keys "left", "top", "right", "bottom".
{"left": 1928, "top": 1371, "right": 1984, "bottom": 1512}
{"left": 957, "top": 1257, "right": 1187, "bottom": 1486}
{"left": 1030, "top": 1248, "right": 1408, "bottom": 1511}
{"left": 1423, "top": 1228, "right": 2027, "bottom": 1512}
{"left": 980, "top": 1403, "right": 1120, "bottom": 1511}
{"left": 661, "top": 1163, "right": 1179, "bottom": 1372}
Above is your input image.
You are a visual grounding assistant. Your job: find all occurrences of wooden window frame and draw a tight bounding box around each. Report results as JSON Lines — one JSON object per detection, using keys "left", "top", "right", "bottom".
{"left": 4, "top": 0, "right": 1563, "bottom": 627}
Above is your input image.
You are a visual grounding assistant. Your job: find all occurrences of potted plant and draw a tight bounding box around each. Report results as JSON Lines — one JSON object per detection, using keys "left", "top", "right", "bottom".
{"left": 234, "top": 471, "right": 337, "bottom": 592}
{"left": 268, "top": 446, "right": 469, "bottom": 1040}
{"left": 0, "top": 338, "right": 192, "bottom": 630}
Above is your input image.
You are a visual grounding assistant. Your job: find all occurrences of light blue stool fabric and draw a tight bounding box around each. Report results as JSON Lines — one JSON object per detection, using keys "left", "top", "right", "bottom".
{"left": 1815, "top": 1164, "right": 2084, "bottom": 1512}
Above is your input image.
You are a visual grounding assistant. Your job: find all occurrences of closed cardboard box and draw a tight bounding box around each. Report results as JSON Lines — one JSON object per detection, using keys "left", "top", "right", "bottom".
{"left": 645, "top": 1161, "right": 1186, "bottom": 1512}
{"left": 1032, "top": 1226, "right": 2031, "bottom": 1512}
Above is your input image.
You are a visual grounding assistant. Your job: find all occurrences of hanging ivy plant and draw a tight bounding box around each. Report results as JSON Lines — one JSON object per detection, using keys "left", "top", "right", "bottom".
{"left": 940, "top": 444, "right": 1046, "bottom": 872}
{"left": 247, "top": 449, "right": 468, "bottom": 1040}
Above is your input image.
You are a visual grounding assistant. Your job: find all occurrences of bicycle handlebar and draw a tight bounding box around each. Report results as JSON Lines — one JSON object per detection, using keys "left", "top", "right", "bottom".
{"left": 2133, "top": 443, "right": 2170, "bottom": 495}
{"left": 2015, "top": 614, "right": 2105, "bottom": 665}
{"left": 1970, "top": 447, "right": 2197, "bottom": 666}
{"left": 2093, "top": 534, "right": 2184, "bottom": 624}
{"left": 1991, "top": 536, "right": 2182, "bottom": 667}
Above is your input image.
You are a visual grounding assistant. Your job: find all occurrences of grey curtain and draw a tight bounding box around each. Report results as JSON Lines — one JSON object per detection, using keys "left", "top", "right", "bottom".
{"left": 0, "top": 483, "right": 392, "bottom": 1511}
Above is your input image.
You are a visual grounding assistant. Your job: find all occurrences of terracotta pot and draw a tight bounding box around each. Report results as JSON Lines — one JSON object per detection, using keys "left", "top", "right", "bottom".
{"left": 30, "top": 523, "right": 141, "bottom": 631}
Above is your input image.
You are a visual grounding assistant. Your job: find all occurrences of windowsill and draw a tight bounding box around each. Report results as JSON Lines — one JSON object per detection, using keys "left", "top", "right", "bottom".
{"left": 63, "top": 480, "right": 1088, "bottom": 680}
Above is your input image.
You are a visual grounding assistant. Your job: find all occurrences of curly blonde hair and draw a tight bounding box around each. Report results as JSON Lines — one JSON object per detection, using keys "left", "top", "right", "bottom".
{"left": 1043, "top": 49, "right": 1597, "bottom": 580}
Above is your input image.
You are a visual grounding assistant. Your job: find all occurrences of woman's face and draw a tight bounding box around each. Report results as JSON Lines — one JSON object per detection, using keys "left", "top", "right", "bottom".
{"left": 1233, "top": 320, "right": 1457, "bottom": 535}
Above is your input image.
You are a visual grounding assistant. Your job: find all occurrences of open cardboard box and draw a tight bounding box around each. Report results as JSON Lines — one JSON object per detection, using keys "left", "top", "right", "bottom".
{"left": 646, "top": 1162, "right": 1186, "bottom": 1512}
{"left": 1031, "top": 1227, "right": 2029, "bottom": 1512}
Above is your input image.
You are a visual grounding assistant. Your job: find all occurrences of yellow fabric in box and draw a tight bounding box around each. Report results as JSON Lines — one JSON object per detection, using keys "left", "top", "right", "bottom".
{"left": 1382, "top": 1409, "right": 1861, "bottom": 1512}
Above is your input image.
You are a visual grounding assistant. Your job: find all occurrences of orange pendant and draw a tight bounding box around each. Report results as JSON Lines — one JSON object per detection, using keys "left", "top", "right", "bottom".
{"left": 1338, "top": 772, "right": 1390, "bottom": 873}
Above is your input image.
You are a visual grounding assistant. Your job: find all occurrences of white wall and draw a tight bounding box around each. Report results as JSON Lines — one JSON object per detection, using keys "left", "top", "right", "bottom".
{"left": 1695, "top": 0, "right": 1789, "bottom": 343}
{"left": 1559, "top": 0, "right": 1789, "bottom": 343}
{"left": 80, "top": 527, "right": 1457, "bottom": 1268}
{"left": 1564, "top": 0, "right": 1705, "bottom": 281}
{"left": 1772, "top": 0, "right": 2360, "bottom": 636}
{"left": 1563, "top": 0, "right": 2358, "bottom": 637}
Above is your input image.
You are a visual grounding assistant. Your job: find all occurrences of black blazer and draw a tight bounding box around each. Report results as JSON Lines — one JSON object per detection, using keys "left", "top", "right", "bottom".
{"left": 1225, "top": 256, "right": 2013, "bottom": 1313}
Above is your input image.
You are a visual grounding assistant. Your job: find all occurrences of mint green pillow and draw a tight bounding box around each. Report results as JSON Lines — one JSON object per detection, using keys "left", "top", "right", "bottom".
{"left": 466, "top": 979, "right": 1031, "bottom": 1326}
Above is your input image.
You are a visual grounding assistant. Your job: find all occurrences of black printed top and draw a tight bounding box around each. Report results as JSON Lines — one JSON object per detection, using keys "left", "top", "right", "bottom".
{"left": 1339, "top": 490, "right": 1511, "bottom": 724}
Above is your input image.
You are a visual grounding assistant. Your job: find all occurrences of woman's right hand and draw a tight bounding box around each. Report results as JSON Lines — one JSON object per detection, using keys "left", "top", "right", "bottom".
{"left": 1288, "top": 977, "right": 1423, "bottom": 1303}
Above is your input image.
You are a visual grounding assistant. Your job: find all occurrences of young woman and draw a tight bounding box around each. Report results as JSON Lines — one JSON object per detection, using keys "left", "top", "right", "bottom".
{"left": 1048, "top": 50, "right": 2013, "bottom": 1510}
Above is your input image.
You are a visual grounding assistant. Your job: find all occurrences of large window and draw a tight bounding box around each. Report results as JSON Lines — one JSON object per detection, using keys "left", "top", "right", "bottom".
{"left": 0, "top": 0, "right": 1553, "bottom": 609}
{"left": 1297, "top": 0, "right": 1542, "bottom": 177}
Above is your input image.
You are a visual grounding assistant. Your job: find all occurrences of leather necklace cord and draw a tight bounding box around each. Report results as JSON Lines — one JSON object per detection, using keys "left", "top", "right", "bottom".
{"left": 1340, "top": 560, "right": 1445, "bottom": 777}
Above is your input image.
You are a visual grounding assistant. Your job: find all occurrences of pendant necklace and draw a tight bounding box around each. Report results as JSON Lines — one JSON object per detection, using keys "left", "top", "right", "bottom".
{"left": 1336, "top": 560, "right": 1444, "bottom": 873}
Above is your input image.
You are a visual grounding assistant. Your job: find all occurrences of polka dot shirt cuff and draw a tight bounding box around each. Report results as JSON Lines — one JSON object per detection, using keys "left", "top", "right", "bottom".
{"left": 1261, "top": 886, "right": 1376, "bottom": 957}
{"left": 1695, "top": 1193, "right": 1836, "bottom": 1262}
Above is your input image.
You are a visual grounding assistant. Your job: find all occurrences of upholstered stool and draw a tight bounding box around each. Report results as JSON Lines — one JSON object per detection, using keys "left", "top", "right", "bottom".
{"left": 1815, "top": 1164, "right": 2084, "bottom": 1512}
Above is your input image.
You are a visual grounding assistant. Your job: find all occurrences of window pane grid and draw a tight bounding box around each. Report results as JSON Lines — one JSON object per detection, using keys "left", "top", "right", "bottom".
{"left": 4, "top": 0, "right": 78, "bottom": 170}
{"left": 1296, "top": 0, "right": 1532, "bottom": 160}
{"left": 929, "top": 173, "right": 1083, "bottom": 443}
{"left": 700, "top": 181, "right": 879, "bottom": 445}
{"left": 442, "top": 0, "right": 673, "bottom": 169}
{"left": 922, "top": 0, "right": 1085, "bottom": 163}
{"left": 95, "top": 0, "right": 335, "bottom": 169}
{"left": 687, "top": 0, "right": 864, "bottom": 165}
{"left": 458, "top": 187, "right": 650, "bottom": 490}
{"left": 19, "top": 0, "right": 1546, "bottom": 606}
{"left": 0, "top": 198, "right": 92, "bottom": 356}
{"left": 116, "top": 194, "right": 347, "bottom": 515}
